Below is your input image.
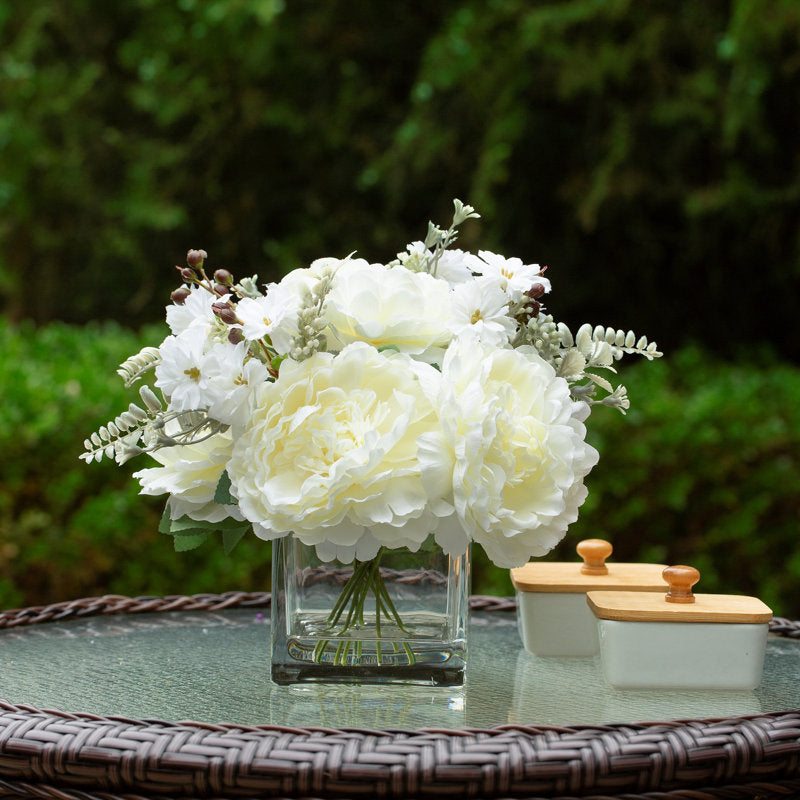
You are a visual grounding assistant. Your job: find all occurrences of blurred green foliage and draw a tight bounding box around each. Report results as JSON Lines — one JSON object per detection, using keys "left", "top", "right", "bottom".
{"left": 0, "top": 318, "right": 270, "bottom": 608}
{"left": 1, "top": 1, "right": 798, "bottom": 359}
{"left": 2, "top": 320, "right": 798, "bottom": 616}
{"left": 0, "top": 1, "right": 798, "bottom": 614}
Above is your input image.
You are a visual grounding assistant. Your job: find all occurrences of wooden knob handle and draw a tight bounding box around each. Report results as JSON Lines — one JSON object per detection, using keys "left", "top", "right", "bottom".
{"left": 577, "top": 539, "right": 613, "bottom": 575}
{"left": 663, "top": 565, "right": 700, "bottom": 603}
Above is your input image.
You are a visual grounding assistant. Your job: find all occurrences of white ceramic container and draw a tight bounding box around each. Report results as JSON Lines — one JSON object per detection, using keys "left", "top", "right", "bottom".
{"left": 510, "top": 539, "right": 667, "bottom": 656}
{"left": 588, "top": 565, "right": 773, "bottom": 690}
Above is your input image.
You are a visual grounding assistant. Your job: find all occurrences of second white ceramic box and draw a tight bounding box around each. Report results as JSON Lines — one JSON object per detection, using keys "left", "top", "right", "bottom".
{"left": 587, "top": 565, "right": 772, "bottom": 689}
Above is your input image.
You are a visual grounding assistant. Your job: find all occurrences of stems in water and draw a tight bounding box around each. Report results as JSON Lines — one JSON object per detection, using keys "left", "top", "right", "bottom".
{"left": 314, "top": 547, "right": 415, "bottom": 666}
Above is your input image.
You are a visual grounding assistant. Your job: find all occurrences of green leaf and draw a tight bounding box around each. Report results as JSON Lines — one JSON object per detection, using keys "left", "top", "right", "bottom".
{"left": 223, "top": 526, "right": 248, "bottom": 554}
{"left": 158, "top": 503, "right": 173, "bottom": 534}
{"left": 377, "top": 344, "right": 400, "bottom": 353}
{"left": 214, "top": 470, "right": 234, "bottom": 505}
{"left": 270, "top": 354, "right": 286, "bottom": 373}
{"left": 173, "top": 531, "right": 209, "bottom": 551}
{"left": 163, "top": 513, "right": 247, "bottom": 533}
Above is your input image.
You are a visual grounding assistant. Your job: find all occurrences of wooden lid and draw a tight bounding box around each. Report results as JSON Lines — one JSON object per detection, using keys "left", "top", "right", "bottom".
{"left": 510, "top": 539, "right": 668, "bottom": 593}
{"left": 587, "top": 565, "right": 773, "bottom": 623}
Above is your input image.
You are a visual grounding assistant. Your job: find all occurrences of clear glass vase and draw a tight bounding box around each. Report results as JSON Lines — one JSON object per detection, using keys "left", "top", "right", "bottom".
{"left": 270, "top": 534, "right": 470, "bottom": 686}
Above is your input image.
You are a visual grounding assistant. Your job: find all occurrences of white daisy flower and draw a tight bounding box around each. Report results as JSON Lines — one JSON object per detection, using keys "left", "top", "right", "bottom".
{"left": 154, "top": 331, "right": 210, "bottom": 412}
{"left": 466, "top": 250, "right": 551, "bottom": 301}
{"left": 450, "top": 275, "right": 517, "bottom": 346}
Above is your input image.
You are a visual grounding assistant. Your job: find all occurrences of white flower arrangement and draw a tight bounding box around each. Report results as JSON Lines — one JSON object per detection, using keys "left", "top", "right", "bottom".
{"left": 82, "top": 200, "right": 662, "bottom": 572}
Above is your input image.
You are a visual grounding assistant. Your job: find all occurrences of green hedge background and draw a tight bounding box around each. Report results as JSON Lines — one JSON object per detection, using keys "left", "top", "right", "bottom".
{"left": 2, "top": 320, "right": 798, "bottom": 615}
{"left": 1, "top": 1, "right": 799, "bottom": 613}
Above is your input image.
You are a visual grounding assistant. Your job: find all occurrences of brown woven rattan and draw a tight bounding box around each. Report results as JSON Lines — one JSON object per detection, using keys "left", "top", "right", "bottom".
{"left": 1, "top": 591, "right": 800, "bottom": 800}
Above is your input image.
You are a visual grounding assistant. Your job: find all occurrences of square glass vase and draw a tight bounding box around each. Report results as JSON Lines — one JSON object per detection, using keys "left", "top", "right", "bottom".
{"left": 270, "top": 534, "right": 470, "bottom": 686}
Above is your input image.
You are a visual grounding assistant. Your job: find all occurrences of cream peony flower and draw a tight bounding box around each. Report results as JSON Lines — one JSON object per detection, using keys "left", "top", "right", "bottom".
{"left": 133, "top": 430, "right": 242, "bottom": 523}
{"left": 226, "top": 341, "right": 445, "bottom": 557}
{"left": 421, "top": 334, "right": 599, "bottom": 568}
{"left": 324, "top": 261, "right": 454, "bottom": 361}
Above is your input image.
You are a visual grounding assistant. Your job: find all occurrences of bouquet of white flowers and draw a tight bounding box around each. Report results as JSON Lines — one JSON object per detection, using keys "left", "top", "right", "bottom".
{"left": 81, "top": 200, "right": 660, "bottom": 674}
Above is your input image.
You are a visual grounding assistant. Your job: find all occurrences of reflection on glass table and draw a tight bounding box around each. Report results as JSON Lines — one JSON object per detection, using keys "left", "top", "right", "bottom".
{"left": 0, "top": 608, "right": 798, "bottom": 729}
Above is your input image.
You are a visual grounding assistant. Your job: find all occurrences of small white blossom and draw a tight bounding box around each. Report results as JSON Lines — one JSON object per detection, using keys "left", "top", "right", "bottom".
{"left": 154, "top": 332, "right": 210, "bottom": 412}
{"left": 235, "top": 285, "right": 296, "bottom": 351}
{"left": 396, "top": 242, "right": 475, "bottom": 285}
{"left": 467, "top": 250, "right": 550, "bottom": 302}
{"left": 203, "top": 342, "right": 270, "bottom": 425}
{"left": 166, "top": 285, "right": 223, "bottom": 336}
{"left": 449, "top": 275, "right": 516, "bottom": 346}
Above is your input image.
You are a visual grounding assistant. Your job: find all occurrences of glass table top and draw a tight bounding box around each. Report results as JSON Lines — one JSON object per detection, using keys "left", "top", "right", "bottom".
{"left": 1, "top": 608, "right": 798, "bottom": 729}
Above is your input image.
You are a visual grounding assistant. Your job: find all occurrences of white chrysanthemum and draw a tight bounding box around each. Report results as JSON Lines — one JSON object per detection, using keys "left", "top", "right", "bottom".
{"left": 466, "top": 250, "right": 551, "bottom": 302}
{"left": 396, "top": 242, "right": 475, "bottom": 285}
{"left": 235, "top": 284, "right": 297, "bottom": 353}
{"left": 154, "top": 332, "right": 210, "bottom": 412}
{"left": 226, "top": 342, "right": 445, "bottom": 558}
{"left": 420, "top": 334, "right": 599, "bottom": 568}
{"left": 166, "top": 285, "right": 223, "bottom": 336}
{"left": 324, "top": 261, "right": 454, "bottom": 361}
{"left": 133, "top": 430, "right": 242, "bottom": 523}
{"left": 449, "top": 275, "right": 516, "bottom": 347}
{"left": 203, "top": 341, "right": 269, "bottom": 426}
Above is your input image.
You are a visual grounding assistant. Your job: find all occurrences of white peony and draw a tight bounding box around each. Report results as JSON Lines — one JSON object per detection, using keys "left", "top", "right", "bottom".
{"left": 226, "top": 341, "right": 446, "bottom": 558}
{"left": 133, "top": 430, "right": 242, "bottom": 523}
{"left": 324, "top": 261, "right": 454, "bottom": 361}
{"left": 421, "top": 334, "right": 599, "bottom": 568}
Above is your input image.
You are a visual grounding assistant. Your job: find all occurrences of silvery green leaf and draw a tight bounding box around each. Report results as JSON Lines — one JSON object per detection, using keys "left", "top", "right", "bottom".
{"left": 591, "top": 341, "right": 615, "bottom": 367}
{"left": 128, "top": 403, "right": 148, "bottom": 421}
{"left": 139, "top": 385, "right": 163, "bottom": 412}
{"left": 557, "top": 348, "right": 586, "bottom": 379}
{"left": 575, "top": 323, "right": 594, "bottom": 357}
{"left": 557, "top": 322, "right": 574, "bottom": 347}
{"left": 585, "top": 372, "right": 615, "bottom": 393}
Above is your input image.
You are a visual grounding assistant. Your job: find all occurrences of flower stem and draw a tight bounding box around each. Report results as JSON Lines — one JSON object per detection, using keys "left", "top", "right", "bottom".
{"left": 312, "top": 547, "right": 416, "bottom": 666}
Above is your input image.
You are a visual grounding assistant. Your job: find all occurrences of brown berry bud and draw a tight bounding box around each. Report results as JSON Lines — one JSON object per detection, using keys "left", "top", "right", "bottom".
{"left": 170, "top": 288, "right": 191, "bottom": 305}
{"left": 228, "top": 327, "right": 244, "bottom": 345}
{"left": 526, "top": 282, "right": 546, "bottom": 300}
{"left": 186, "top": 249, "right": 207, "bottom": 268}
{"left": 213, "top": 269, "right": 233, "bottom": 286}
{"left": 213, "top": 283, "right": 229, "bottom": 296}
{"left": 212, "top": 301, "right": 238, "bottom": 325}
{"left": 180, "top": 267, "right": 196, "bottom": 282}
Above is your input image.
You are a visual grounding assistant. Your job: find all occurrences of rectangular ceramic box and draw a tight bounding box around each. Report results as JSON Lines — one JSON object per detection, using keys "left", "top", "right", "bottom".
{"left": 511, "top": 540, "right": 667, "bottom": 657}
{"left": 596, "top": 618, "right": 769, "bottom": 689}
{"left": 516, "top": 591, "right": 601, "bottom": 656}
